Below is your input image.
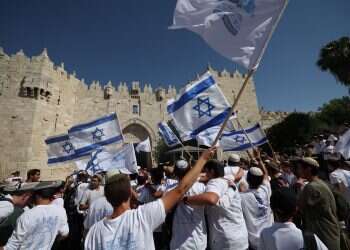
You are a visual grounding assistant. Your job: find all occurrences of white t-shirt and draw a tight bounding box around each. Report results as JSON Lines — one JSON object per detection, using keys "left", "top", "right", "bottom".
{"left": 5, "top": 204, "right": 69, "bottom": 250}
{"left": 84, "top": 199, "right": 166, "bottom": 250}
{"left": 52, "top": 197, "right": 64, "bottom": 207}
{"left": 224, "top": 166, "right": 240, "bottom": 177}
{"left": 0, "top": 194, "right": 14, "bottom": 223}
{"left": 75, "top": 182, "right": 89, "bottom": 206}
{"left": 240, "top": 180, "right": 273, "bottom": 250}
{"left": 206, "top": 178, "right": 249, "bottom": 250}
{"left": 170, "top": 182, "right": 207, "bottom": 250}
{"left": 330, "top": 169, "right": 350, "bottom": 187}
{"left": 81, "top": 186, "right": 104, "bottom": 206}
{"left": 259, "top": 222, "right": 328, "bottom": 250}
{"left": 84, "top": 196, "right": 113, "bottom": 230}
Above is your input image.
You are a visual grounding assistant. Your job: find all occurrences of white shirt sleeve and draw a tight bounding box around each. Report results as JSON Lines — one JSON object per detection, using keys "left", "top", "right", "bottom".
{"left": 0, "top": 201, "right": 14, "bottom": 222}
{"left": 5, "top": 213, "right": 28, "bottom": 250}
{"left": 139, "top": 199, "right": 166, "bottom": 231}
{"left": 329, "top": 171, "right": 342, "bottom": 185}
{"left": 80, "top": 190, "right": 90, "bottom": 205}
{"left": 205, "top": 178, "right": 228, "bottom": 198}
{"left": 57, "top": 207, "right": 69, "bottom": 237}
{"left": 314, "top": 234, "right": 329, "bottom": 250}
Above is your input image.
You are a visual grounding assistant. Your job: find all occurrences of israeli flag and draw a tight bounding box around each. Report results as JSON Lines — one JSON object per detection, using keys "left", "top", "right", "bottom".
{"left": 158, "top": 122, "right": 181, "bottom": 147}
{"left": 75, "top": 144, "right": 138, "bottom": 175}
{"left": 167, "top": 72, "right": 231, "bottom": 141}
{"left": 170, "top": 0, "right": 289, "bottom": 69}
{"left": 68, "top": 113, "right": 124, "bottom": 155}
{"left": 45, "top": 134, "right": 89, "bottom": 164}
{"left": 220, "top": 123, "right": 268, "bottom": 151}
{"left": 196, "top": 114, "right": 238, "bottom": 147}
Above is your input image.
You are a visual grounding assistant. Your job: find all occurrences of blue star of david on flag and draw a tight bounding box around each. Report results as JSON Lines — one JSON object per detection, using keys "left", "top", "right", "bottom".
{"left": 92, "top": 127, "right": 105, "bottom": 141}
{"left": 85, "top": 149, "right": 103, "bottom": 173}
{"left": 233, "top": 135, "right": 246, "bottom": 144}
{"left": 193, "top": 97, "right": 215, "bottom": 118}
{"left": 62, "top": 141, "right": 74, "bottom": 154}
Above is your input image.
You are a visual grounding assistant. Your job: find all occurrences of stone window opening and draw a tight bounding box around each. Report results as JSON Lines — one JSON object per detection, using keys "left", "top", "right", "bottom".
{"left": 132, "top": 105, "right": 139, "bottom": 115}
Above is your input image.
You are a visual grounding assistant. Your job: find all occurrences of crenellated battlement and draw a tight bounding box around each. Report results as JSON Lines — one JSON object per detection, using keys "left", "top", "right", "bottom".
{"left": 0, "top": 46, "right": 269, "bottom": 180}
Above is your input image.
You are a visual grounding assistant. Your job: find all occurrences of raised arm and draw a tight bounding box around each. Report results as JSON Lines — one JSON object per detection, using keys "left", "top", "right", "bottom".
{"left": 161, "top": 147, "right": 216, "bottom": 213}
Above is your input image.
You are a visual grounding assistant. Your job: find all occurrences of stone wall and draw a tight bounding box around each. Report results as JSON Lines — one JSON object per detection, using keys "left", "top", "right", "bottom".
{"left": 0, "top": 47, "right": 268, "bottom": 180}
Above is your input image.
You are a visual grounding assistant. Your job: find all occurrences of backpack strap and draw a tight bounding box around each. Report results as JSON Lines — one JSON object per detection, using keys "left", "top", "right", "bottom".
{"left": 302, "top": 231, "right": 318, "bottom": 250}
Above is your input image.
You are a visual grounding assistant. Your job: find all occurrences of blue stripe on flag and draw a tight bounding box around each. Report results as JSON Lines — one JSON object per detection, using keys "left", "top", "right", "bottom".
{"left": 69, "top": 113, "right": 117, "bottom": 133}
{"left": 223, "top": 137, "right": 268, "bottom": 152}
{"left": 74, "top": 135, "right": 123, "bottom": 155}
{"left": 45, "top": 134, "right": 70, "bottom": 144}
{"left": 222, "top": 123, "right": 261, "bottom": 137}
{"left": 48, "top": 151, "right": 90, "bottom": 164}
{"left": 189, "top": 108, "right": 231, "bottom": 139}
{"left": 167, "top": 76, "right": 215, "bottom": 114}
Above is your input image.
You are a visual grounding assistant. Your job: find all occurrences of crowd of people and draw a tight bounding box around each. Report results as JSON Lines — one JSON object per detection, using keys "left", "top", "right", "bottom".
{"left": 0, "top": 132, "right": 350, "bottom": 250}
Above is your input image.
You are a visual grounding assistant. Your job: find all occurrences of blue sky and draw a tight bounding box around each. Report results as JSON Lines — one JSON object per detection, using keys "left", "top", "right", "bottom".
{"left": 0, "top": 0, "right": 349, "bottom": 112}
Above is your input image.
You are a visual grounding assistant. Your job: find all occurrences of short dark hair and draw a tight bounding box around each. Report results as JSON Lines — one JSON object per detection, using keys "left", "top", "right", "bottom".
{"left": 105, "top": 174, "right": 131, "bottom": 207}
{"left": 247, "top": 172, "right": 264, "bottom": 189}
{"left": 34, "top": 188, "right": 56, "bottom": 200}
{"left": 27, "top": 169, "right": 40, "bottom": 180}
{"left": 271, "top": 187, "right": 297, "bottom": 222}
{"left": 204, "top": 160, "right": 224, "bottom": 178}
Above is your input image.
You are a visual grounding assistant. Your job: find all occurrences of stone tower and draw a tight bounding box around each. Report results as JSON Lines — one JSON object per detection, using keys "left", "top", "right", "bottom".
{"left": 0, "top": 47, "right": 262, "bottom": 180}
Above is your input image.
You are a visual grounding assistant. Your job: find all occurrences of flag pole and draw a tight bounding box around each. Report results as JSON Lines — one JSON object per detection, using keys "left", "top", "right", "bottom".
{"left": 211, "top": 0, "right": 289, "bottom": 148}
{"left": 211, "top": 68, "right": 255, "bottom": 146}
{"left": 235, "top": 116, "right": 256, "bottom": 150}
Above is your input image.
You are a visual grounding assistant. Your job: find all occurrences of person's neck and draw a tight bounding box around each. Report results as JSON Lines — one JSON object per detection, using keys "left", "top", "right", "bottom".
{"left": 110, "top": 201, "right": 131, "bottom": 219}
{"left": 306, "top": 175, "right": 318, "bottom": 182}
{"left": 35, "top": 198, "right": 52, "bottom": 206}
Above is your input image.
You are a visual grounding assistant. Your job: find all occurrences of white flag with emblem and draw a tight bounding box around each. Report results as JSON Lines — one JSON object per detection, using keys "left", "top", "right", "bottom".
{"left": 170, "top": 0, "right": 288, "bottom": 69}
{"left": 220, "top": 123, "right": 267, "bottom": 151}
{"left": 45, "top": 134, "right": 89, "bottom": 165}
{"left": 68, "top": 113, "right": 124, "bottom": 156}
{"left": 158, "top": 122, "right": 181, "bottom": 147}
{"left": 75, "top": 144, "right": 138, "bottom": 175}
{"left": 335, "top": 128, "right": 350, "bottom": 160}
{"left": 167, "top": 72, "right": 231, "bottom": 141}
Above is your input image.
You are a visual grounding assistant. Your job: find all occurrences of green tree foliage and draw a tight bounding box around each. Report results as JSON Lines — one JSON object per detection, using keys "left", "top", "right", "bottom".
{"left": 316, "top": 96, "right": 350, "bottom": 127}
{"left": 317, "top": 36, "right": 350, "bottom": 88}
{"left": 267, "top": 113, "right": 325, "bottom": 153}
{"left": 153, "top": 139, "right": 170, "bottom": 163}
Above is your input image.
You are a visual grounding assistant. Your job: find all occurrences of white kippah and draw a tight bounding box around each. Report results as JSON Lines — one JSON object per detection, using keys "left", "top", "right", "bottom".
{"left": 175, "top": 160, "right": 188, "bottom": 169}
{"left": 249, "top": 167, "right": 263, "bottom": 177}
{"left": 228, "top": 153, "right": 240, "bottom": 163}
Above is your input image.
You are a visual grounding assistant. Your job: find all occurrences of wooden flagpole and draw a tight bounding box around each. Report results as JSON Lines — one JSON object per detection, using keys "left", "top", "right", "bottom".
{"left": 211, "top": 68, "right": 255, "bottom": 146}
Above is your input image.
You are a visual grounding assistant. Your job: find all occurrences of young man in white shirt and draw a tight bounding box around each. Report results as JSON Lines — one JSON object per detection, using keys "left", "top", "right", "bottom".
{"left": 185, "top": 159, "right": 248, "bottom": 250}
{"left": 170, "top": 160, "right": 207, "bottom": 250}
{"left": 83, "top": 196, "right": 113, "bottom": 232}
{"left": 84, "top": 148, "right": 216, "bottom": 250}
{"left": 259, "top": 187, "right": 328, "bottom": 250}
{"left": 80, "top": 174, "right": 104, "bottom": 212}
{"left": 0, "top": 182, "right": 38, "bottom": 246}
{"left": 328, "top": 159, "right": 350, "bottom": 203}
{"left": 240, "top": 152, "right": 273, "bottom": 250}
{"left": 2, "top": 181, "right": 69, "bottom": 250}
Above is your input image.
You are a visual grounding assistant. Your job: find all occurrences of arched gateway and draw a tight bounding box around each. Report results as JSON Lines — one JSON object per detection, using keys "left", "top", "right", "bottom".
{"left": 121, "top": 119, "right": 156, "bottom": 147}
